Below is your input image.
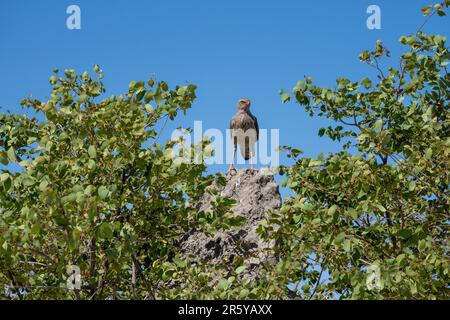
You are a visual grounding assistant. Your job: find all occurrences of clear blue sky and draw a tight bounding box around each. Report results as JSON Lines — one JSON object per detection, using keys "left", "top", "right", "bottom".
{"left": 1, "top": 0, "right": 448, "bottom": 199}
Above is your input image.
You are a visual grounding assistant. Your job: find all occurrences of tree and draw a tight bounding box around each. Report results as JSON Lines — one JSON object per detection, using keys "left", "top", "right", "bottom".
{"left": 0, "top": 66, "right": 241, "bottom": 299}
{"left": 1, "top": 2, "right": 448, "bottom": 301}
{"left": 262, "top": 2, "right": 449, "bottom": 299}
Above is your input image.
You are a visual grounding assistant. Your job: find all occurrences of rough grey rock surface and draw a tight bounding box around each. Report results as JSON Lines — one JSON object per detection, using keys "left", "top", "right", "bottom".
{"left": 181, "top": 168, "right": 281, "bottom": 280}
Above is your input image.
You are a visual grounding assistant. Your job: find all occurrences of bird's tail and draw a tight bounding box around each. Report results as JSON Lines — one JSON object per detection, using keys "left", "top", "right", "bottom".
{"left": 241, "top": 146, "right": 250, "bottom": 160}
{"left": 239, "top": 140, "right": 253, "bottom": 160}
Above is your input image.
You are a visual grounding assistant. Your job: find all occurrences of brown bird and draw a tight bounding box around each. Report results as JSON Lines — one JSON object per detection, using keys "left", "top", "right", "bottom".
{"left": 228, "top": 98, "right": 259, "bottom": 174}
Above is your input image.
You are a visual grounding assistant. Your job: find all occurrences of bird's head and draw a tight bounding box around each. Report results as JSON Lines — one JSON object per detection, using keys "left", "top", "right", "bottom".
{"left": 237, "top": 98, "right": 251, "bottom": 112}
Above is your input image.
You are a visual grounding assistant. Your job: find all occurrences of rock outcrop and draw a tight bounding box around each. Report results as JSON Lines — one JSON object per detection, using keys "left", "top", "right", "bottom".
{"left": 181, "top": 168, "right": 281, "bottom": 280}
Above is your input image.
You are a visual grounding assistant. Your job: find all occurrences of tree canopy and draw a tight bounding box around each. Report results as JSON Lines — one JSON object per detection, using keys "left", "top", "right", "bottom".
{"left": 0, "top": 2, "right": 449, "bottom": 299}
{"left": 267, "top": 1, "right": 449, "bottom": 299}
{"left": 0, "top": 65, "right": 244, "bottom": 299}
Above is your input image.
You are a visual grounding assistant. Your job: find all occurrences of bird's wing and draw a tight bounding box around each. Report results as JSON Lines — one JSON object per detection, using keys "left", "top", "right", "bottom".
{"left": 230, "top": 115, "right": 237, "bottom": 133}
{"left": 229, "top": 114, "right": 239, "bottom": 145}
{"left": 251, "top": 113, "right": 259, "bottom": 141}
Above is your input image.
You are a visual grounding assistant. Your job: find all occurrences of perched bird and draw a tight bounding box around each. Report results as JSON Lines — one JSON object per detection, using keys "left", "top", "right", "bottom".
{"left": 229, "top": 98, "right": 259, "bottom": 174}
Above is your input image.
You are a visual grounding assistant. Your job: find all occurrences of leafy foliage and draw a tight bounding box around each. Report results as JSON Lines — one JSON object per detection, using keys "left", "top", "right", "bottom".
{"left": 0, "top": 66, "right": 241, "bottom": 299}
{"left": 263, "top": 2, "right": 450, "bottom": 299}
{"left": 1, "top": 3, "right": 449, "bottom": 300}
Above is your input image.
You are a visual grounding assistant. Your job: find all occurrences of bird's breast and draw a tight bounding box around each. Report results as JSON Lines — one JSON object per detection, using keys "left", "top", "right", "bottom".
{"left": 230, "top": 112, "right": 256, "bottom": 130}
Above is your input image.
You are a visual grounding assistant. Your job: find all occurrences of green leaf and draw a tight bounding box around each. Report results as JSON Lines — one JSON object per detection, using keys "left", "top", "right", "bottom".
{"left": 357, "top": 189, "right": 366, "bottom": 199}
{"left": 309, "top": 159, "right": 322, "bottom": 167}
{"left": 61, "top": 193, "right": 77, "bottom": 204}
{"left": 7, "top": 147, "right": 16, "bottom": 162}
{"left": 98, "top": 222, "right": 113, "bottom": 239}
{"left": 88, "top": 145, "right": 97, "bottom": 158}
{"left": 398, "top": 229, "right": 412, "bottom": 240}
{"left": 39, "top": 180, "right": 49, "bottom": 192}
{"left": 281, "top": 93, "right": 291, "bottom": 103}
{"left": 145, "top": 104, "right": 154, "bottom": 113}
{"left": 76, "top": 192, "right": 85, "bottom": 204}
{"left": 374, "top": 119, "right": 383, "bottom": 131}
{"left": 78, "top": 93, "right": 89, "bottom": 103}
{"left": 240, "top": 288, "right": 249, "bottom": 298}
{"left": 161, "top": 81, "right": 169, "bottom": 91}
{"left": 328, "top": 205, "right": 338, "bottom": 216}
{"left": 162, "top": 269, "right": 175, "bottom": 281}
{"left": 410, "top": 282, "right": 418, "bottom": 294}
{"left": 0, "top": 173, "right": 12, "bottom": 191}
{"left": 235, "top": 266, "right": 246, "bottom": 274}
{"left": 98, "top": 186, "right": 109, "bottom": 200}
{"left": 177, "top": 86, "right": 188, "bottom": 96}
{"left": 0, "top": 151, "right": 8, "bottom": 165}
{"left": 217, "top": 279, "right": 229, "bottom": 290}
{"left": 334, "top": 232, "right": 345, "bottom": 245}
{"left": 30, "top": 223, "right": 41, "bottom": 235}
{"left": 361, "top": 77, "right": 372, "bottom": 89}
{"left": 22, "top": 176, "right": 35, "bottom": 187}
{"left": 418, "top": 239, "right": 427, "bottom": 252}
{"left": 173, "top": 256, "right": 187, "bottom": 268}
{"left": 88, "top": 159, "right": 96, "bottom": 170}
{"left": 343, "top": 239, "right": 351, "bottom": 253}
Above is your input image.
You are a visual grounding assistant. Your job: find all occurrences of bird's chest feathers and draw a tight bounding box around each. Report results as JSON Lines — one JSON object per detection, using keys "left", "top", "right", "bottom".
{"left": 232, "top": 112, "right": 255, "bottom": 129}
{"left": 230, "top": 111, "right": 258, "bottom": 148}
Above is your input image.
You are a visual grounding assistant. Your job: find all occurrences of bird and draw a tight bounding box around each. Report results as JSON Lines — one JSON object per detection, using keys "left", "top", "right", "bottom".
{"left": 228, "top": 98, "right": 259, "bottom": 175}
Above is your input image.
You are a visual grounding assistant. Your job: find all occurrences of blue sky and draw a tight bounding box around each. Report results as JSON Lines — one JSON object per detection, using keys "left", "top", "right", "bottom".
{"left": 1, "top": 0, "right": 448, "bottom": 200}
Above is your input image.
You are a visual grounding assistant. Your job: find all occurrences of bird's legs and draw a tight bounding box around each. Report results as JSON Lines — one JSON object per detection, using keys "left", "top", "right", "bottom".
{"left": 246, "top": 150, "right": 255, "bottom": 175}
{"left": 228, "top": 144, "right": 237, "bottom": 175}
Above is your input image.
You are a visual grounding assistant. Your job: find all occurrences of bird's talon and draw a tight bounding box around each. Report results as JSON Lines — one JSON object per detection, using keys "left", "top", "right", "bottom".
{"left": 246, "top": 168, "right": 255, "bottom": 175}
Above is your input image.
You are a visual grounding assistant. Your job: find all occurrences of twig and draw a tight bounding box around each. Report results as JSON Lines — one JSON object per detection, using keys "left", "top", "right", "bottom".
{"left": 131, "top": 255, "right": 156, "bottom": 300}
{"left": 308, "top": 255, "right": 327, "bottom": 300}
